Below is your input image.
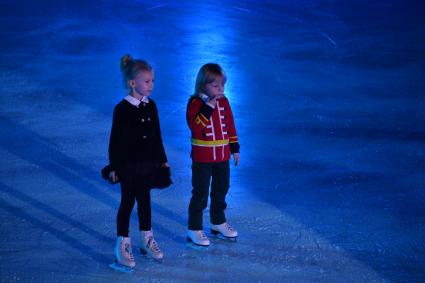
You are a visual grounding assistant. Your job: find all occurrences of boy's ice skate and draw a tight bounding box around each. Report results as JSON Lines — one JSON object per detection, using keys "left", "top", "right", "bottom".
{"left": 211, "top": 222, "right": 238, "bottom": 241}
{"left": 187, "top": 230, "right": 210, "bottom": 249}
{"left": 109, "top": 236, "right": 135, "bottom": 273}
{"left": 140, "top": 230, "right": 164, "bottom": 262}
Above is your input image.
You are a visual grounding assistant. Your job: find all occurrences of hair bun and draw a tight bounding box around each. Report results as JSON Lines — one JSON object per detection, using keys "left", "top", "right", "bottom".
{"left": 120, "top": 54, "right": 133, "bottom": 71}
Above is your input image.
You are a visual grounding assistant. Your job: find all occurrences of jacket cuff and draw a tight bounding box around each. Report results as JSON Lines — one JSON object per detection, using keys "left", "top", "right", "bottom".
{"left": 230, "top": 143, "right": 240, "bottom": 154}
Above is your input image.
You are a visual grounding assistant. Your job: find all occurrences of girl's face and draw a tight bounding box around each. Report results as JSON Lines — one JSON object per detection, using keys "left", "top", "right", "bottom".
{"left": 204, "top": 76, "right": 225, "bottom": 98}
{"left": 130, "top": 70, "right": 154, "bottom": 97}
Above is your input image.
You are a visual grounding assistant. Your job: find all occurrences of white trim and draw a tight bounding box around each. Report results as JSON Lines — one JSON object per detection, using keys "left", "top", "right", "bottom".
{"left": 217, "top": 100, "right": 227, "bottom": 161}
{"left": 210, "top": 111, "right": 216, "bottom": 160}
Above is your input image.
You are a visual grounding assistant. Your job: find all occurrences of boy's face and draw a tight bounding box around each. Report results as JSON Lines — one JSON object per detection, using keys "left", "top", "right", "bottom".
{"left": 204, "top": 76, "right": 225, "bottom": 98}
{"left": 130, "top": 70, "right": 154, "bottom": 97}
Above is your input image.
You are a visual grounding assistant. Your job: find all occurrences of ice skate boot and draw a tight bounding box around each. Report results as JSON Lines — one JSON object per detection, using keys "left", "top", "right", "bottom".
{"left": 211, "top": 222, "right": 238, "bottom": 241}
{"left": 109, "top": 236, "right": 135, "bottom": 273}
{"left": 187, "top": 230, "right": 210, "bottom": 250}
{"left": 140, "top": 230, "right": 164, "bottom": 262}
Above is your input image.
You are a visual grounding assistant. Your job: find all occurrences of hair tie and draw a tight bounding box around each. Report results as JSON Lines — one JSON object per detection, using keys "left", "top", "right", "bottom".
{"left": 120, "top": 54, "right": 133, "bottom": 70}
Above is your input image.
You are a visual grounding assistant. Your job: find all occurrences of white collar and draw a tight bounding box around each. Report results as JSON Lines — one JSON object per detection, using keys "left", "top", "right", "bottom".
{"left": 198, "top": 93, "right": 210, "bottom": 103}
{"left": 124, "top": 95, "right": 149, "bottom": 106}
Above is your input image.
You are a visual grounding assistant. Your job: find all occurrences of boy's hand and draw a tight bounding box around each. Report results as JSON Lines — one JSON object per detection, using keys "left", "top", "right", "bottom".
{"left": 109, "top": 171, "right": 118, "bottom": 183}
{"left": 233, "top": 153, "right": 240, "bottom": 166}
{"left": 207, "top": 96, "right": 218, "bottom": 108}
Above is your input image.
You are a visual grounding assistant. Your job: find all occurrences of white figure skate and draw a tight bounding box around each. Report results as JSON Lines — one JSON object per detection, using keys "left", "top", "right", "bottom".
{"left": 211, "top": 222, "right": 238, "bottom": 241}
{"left": 187, "top": 230, "right": 210, "bottom": 250}
{"left": 140, "top": 230, "right": 164, "bottom": 262}
{"left": 109, "top": 236, "right": 136, "bottom": 273}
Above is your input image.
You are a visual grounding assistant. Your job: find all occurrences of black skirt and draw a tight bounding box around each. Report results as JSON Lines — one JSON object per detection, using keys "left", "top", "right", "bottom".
{"left": 101, "top": 161, "right": 172, "bottom": 189}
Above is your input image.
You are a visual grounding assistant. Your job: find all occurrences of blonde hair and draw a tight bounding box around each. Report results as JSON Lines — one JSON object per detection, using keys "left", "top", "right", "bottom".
{"left": 120, "top": 54, "right": 153, "bottom": 88}
{"left": 194, "top": 63, "right": 227, "bottom": 94}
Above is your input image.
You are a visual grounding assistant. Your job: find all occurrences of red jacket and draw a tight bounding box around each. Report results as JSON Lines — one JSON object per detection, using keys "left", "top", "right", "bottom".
{"left": 187, "top": 94, "right": 240, "bottom": 163}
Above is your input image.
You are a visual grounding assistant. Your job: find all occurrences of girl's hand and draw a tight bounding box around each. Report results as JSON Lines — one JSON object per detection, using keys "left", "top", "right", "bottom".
{"left": 109, "top": 171, "right": 118, "bottom": 183}
{"left": 232, "top": 153, "right": 240, "bottom": 166}
{"left": 161, "top": 162, "right": 170, "bottom": 168}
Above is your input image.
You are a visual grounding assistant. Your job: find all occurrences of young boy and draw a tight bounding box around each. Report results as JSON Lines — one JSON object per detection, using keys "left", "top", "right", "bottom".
{"left": 186, "top": 63, "right": 240, "bottom": 246}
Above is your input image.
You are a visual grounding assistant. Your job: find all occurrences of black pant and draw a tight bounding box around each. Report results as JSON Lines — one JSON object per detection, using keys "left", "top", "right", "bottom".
{"left": 117, "top": 163, "right": 153, "bottom": 237}
{"left": 188, "top": 161, "right": 230, "bottom": 230}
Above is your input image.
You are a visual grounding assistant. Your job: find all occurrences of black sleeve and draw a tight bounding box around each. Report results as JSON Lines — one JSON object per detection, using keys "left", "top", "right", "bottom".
{"left": 152, "top": 101, "right": 168, "bottom": 164}
{"left": 199, "top": 103, "right": 214, "bottom": 119}
{"left": 108, "top": 104, "right": 124, "bottom": 171}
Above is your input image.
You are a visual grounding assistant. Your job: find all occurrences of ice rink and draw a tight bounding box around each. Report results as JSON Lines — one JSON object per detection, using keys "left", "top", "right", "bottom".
{"left": 1, "top": 1, "right": 424, "bottom": 282}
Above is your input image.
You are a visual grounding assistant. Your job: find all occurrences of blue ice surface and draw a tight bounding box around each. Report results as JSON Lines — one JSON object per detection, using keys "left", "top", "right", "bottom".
{"left": 0, "top": 0, "right": 424, "bottom": 282}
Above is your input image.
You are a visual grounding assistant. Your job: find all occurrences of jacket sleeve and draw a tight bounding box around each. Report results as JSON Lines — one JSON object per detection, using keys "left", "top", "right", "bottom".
{"left": 108, "top": 105, "right": 124, "bottom": 172}
{"left": 152, "top": 101, "right": 168, "bottom": 164}
{"left": 186, "top": 97, "right": 214, "bottom": 133}
{"left": 225, "top": 98, "right": 240, "bottom": 153}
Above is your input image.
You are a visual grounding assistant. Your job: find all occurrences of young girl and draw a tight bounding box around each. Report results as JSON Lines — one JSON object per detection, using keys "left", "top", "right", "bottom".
{"left": 186, "top": 63, "right": 240, "bottom": 246}
{"left": 108, "top": 54, "right": 169, "bottom": 268}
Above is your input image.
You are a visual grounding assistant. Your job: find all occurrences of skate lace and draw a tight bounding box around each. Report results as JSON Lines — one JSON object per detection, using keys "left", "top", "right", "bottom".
{"left": 199, "top": 230, "right": 208, "bottom": 240}
{"left": 124, "top": 243, "right": 134, "bottom": 261}
{"left": 225, "top": 223, "right": 234, "bottom": 232}
{"left": 147, "top": 237, "right": 161, "bottom": 253}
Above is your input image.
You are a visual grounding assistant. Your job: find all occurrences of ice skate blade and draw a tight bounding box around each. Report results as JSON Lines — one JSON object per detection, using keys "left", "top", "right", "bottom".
{"left": 186, "top": 242, "right": 209, "bottom": 251}
{"left": 210, "top": 230, "right": 238, "bottom": 242}
{"left": 109, "top": 261, "right": 134, "bottom": 273}
{"left": 140, "top": 248, "right": 164, "bottom": 263}
{"left": 186, "top": 237, "right": 209, "bottom": 250}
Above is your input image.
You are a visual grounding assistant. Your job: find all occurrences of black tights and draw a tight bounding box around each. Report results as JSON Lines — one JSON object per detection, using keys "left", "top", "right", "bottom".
{"left": 116, "top": 165, "right": 152, "bottom": 237}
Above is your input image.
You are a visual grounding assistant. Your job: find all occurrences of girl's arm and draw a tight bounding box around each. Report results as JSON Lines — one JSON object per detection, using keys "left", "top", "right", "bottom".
{"left": 108, "top": 105, "right": 124, "bottom": 172}
{"left": 152, "top": 101, "right": 168, "bottom": 165}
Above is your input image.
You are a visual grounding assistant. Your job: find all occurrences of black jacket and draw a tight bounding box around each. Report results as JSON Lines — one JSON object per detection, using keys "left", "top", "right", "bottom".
{"left": 108, "top": 98, "right": 167, "bottom": 173}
